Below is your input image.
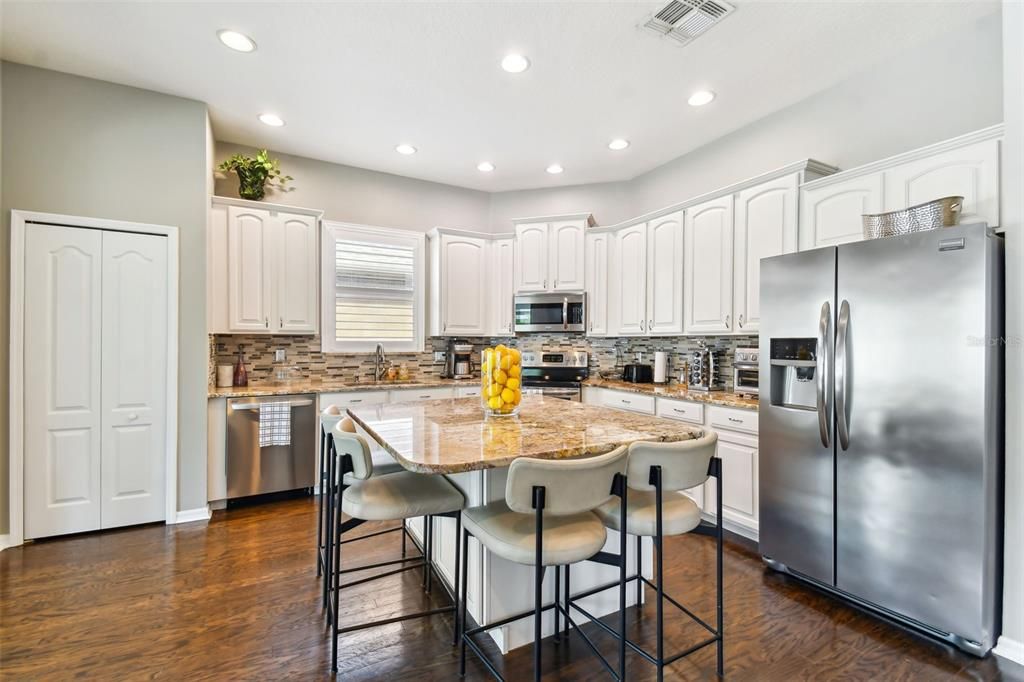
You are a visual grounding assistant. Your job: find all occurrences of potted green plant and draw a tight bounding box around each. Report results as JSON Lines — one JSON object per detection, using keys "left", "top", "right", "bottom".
{"left": 217, "top": 149, "right": 293, "bottom": 200}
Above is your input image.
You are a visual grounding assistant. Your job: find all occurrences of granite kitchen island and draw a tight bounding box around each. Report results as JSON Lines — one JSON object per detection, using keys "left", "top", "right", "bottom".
{"left": 347, "top": 395, "right": 704, "bottom": 653}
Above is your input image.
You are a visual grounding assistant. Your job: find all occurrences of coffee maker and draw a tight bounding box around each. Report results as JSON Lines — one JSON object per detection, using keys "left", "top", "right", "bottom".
{"left": 443, "top": 339, "right": 475, "bottom": 379}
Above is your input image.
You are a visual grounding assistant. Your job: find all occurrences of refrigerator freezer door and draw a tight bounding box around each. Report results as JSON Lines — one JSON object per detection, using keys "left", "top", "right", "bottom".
{"left": 759, "top": 246, "right": 837, "bottom": 585}
{"left": 834, "top": 224, "right": 1001, "bottom": 649}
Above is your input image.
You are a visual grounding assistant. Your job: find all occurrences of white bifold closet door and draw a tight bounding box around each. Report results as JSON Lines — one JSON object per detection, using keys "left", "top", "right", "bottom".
{"left": 24, "top": 224, "right": 168, "bottom": 539}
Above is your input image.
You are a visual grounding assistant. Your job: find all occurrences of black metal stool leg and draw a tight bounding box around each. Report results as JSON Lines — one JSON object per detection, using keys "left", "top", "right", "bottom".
{"left": 317, "top": 427, "right": 326, "bottom": 577}
{"left": 532, "top": 486, "right": 545, "bottom": 682}
{"left": 331, "top": 460, "right": 344, "bottom": 672}
{"left": 323, "top": 441, "right": 336, "bottom": 613}
{"left": 452, "top": 513, "right": 462, "bottom": 646}
{"left": 554, "top": 564, "right": 561, "bottom": 644}
{"left": 563, "top": 563, "right": 571, "bottom": 641}
{"left": 459, "top": 527, "right": 470, "bottom": 677}
{"left": 636, "top": 534, "right": 643, "bottom": 608}
{"left": 654, "top": 466, "right": 664, "bottom": 682}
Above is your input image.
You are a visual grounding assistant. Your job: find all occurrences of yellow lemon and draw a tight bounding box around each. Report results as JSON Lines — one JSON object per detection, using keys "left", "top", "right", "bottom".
{"left": 506, "top": 377, "right": 520, "bottom": 391}
{"left": 508, "top": 348, "right": 521, "bottom": 364}
{"left": 495, "top": 343, "right": 508, "bottom": 354}
{"left": 493, "top": 368, "right": 508, "bottom": 385}
{"left": 512, "top": 389, "right": 522, "bottom": 405}
{"left": 499, "top": 355, "right": 512, "bottom": 371}
{"left": 508, "top": 364, "right": 521, "bottom": 378}
{"left": 501, "top": 387, "right": 516, "bottom": 403}
{"left": 488, "top": 395, "right": 504, "bottom": 410}
{"left": 485, "top": 383, "right": 502, "bottom": 398}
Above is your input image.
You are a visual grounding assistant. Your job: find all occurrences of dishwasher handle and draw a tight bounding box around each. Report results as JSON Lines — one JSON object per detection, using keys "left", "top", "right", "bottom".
{"left": 229, "top": 398, "right": 314, "bottom": 411}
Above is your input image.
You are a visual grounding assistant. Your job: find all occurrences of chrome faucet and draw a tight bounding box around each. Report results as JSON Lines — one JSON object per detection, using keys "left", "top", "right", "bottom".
{"left": 374, "top": 343, "right": 387, "bottom": 383}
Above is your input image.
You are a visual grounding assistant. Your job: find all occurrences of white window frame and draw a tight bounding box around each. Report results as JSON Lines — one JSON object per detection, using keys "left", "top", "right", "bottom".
{"left": 320, "top": 220, "right": 426, "bottom": 353}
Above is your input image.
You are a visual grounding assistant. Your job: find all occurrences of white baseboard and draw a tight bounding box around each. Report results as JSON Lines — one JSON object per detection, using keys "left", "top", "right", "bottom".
{"left": 0, "top": 534, "right": 18, "bottom": 552}
{"left": 994, "top": 635, "right": 1024, "bottom": 665}
{"left": 171, "top": 506, "right": 212, "bottom": 525}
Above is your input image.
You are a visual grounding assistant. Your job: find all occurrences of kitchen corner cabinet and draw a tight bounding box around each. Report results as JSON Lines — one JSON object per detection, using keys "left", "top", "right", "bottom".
{"left": 208, "top": 198, "right": 322, "bottom": 335}
{"left": 428, "top": 229, "right": 489, "bottom": 337}
{"left": 584, "top": 231, "right": 610, "bottom": 336}
{"left": 684, "top": 196, "right": 734, "bottom": 334}
{"left": 489, "top": 237, "right": 515, "bottom": 336}
{"left": 513, "top": 214, "right": 593, "bottom": 293}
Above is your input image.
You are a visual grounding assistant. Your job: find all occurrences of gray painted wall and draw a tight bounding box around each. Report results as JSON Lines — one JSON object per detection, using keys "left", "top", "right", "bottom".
{"left": 0, "top": 62, "right": 210, "bottom": 533}
{"left": 488, "top": 181, "right": 633, "bottom": 231}
{"left": 215, "top": 143, "right": 491, "bottom": 234}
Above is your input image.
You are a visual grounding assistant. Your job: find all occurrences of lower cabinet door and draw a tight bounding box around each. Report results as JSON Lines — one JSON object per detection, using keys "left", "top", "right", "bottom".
{"left": 704, "top": 431, "right": 759, "bottom": 533}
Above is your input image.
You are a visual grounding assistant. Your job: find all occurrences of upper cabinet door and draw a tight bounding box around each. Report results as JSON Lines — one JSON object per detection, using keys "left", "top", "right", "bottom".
{"left": 685, "top": 196, "right": 734, "bottom": 334}
{"left": 276, "top": 212, "right": 319, "bottom": 334}
{"left": 883, "top": 138, "right": 1000, "bottom": 228}
{"left": 227, "top": 205, "right": 273, "bottom": 332}
{"left": 549, "top": 220, "right": 586, "bottom": 291}
{"left": 734, "top": 175, "right": 799, "bottom": 334}
{"left": 490, "top": 238, "right": 515, "bottom": 335}
{"left": 584, "top": 232, "right": 609, "bottom": 336}
{"left": 440, "top": 234, "right": 488, "bottom": 335}
{"left": 646, "top": 211, "right": 685, "bottom": 336}
{"left": 799, "top": 174, "right": 884, "bottom": 250}
{"left": 614, "top": 222, "right": 648, "bottom": 336}
{"left": 514, "top": 222, "right": 549, "bottom": 292}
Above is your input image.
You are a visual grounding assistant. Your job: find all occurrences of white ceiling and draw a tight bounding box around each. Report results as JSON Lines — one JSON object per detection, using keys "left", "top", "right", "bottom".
{"left": 0, "top": 1, "right": 1000, "bottom": 192}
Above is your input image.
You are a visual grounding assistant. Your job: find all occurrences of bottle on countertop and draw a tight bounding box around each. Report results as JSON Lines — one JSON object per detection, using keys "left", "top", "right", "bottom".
{"left": 232, "top": 347, "right": 248, "bottom": 387}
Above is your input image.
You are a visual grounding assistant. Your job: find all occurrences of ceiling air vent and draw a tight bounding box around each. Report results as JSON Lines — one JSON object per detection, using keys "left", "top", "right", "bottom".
{"left": 643, "top": 0, "right": 735, "bottom": 46}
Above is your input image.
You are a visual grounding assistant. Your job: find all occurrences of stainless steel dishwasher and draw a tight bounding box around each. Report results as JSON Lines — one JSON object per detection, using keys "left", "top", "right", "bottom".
{"left": 226, "top": 394, "right": 316, "bottom": 499}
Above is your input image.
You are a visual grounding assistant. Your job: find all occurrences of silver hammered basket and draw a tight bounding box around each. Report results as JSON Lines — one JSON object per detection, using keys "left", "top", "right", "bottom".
{"left": 862, "top": 196, "right": 963, "bottom": 239}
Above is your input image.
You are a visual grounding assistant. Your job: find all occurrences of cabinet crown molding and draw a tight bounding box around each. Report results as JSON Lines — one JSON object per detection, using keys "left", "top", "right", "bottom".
{"left": 511, "top": 212, "right": 595, "bottom": 227}
{"left": 429, "top": 226, "right": 512, "bottom": 240}
{"left": 600, "top": 158, "right": 838, "bottom": 233}
{"left": 800, "top": 124, "right": 1004, "bottom": 192}
{"left": 211, "top": 195, "right": 324, "bottom": 217}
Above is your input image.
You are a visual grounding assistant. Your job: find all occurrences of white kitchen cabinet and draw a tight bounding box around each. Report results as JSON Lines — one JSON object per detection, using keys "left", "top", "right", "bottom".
{"left": 513, "top": 214, "right": 593, "bottom": 293}
{"left": 598, "top": 389, "right": 656, "bottom": 415}
{"left": 612, "top": 222, "right": 648, "bottom": 335}
{"left": 210, "top": 198, "right": 323, "bottom": 335}
{"left": 684, "top": 195, "right": 734, "bottom": 334}
{"left": 734, "top": 174, "right": 799, "bottom": 334}
{"left": 646, "top": 211, "right": 685, "bottom": 335}
{"left": 549, "top": 220, "right": 586, "bottom": 291}
{"left": 390, "top": 387, "right": 456, "bottom": 402}
{"left": 456, "top": 385, "right": 482, "bottom": 399}
{"left": 799, "top": 173, "right": 884, "bottom": 250}
{"left": 489, "top": 237, "right": 515, "bottom": 336}
{"left": 584, "top": 231, "right": 610, "bottom": 336}
{"left": 514, "top": 222, "right": 549, "bottom": 292}
{"left": 883, "top": 137, "right": 1000, "bottom": 227}
{"left": 703, "top": 429, "right": 759, "bottom": 532}
{"left": 430, "top": 231, "right": 488, "bottom": 336}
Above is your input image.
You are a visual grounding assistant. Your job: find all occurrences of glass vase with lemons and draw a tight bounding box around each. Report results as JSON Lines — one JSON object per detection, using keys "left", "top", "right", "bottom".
{"left": 480, "top": 344, "right": 523, "bottom": 417}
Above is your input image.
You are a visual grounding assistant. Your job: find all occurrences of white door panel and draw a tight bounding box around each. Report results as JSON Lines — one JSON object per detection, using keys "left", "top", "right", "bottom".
{"left": 614, "top": 223, "right": 647, "bottom": 335}
{"left": 24, "top": 224, "right": 103, "bottom": 539}
{"left": 646, "top": 211, "right": 685, "bottom": 335}
{"left": 100, "top": 231, "right": 168, "bottom": 529}
{"left": 584, "top": 232, "right": 609, "bottom": 336}
{"left": 549, "top": 220, "right": 585, "bottom": 291}
{"left": 685, "top": 196, "right": 734, "bottom": 334}
{"left": 514, "top": 223, "right": 548, "bottom": 292}
{"left": 276, "top": 213, "right": 318, "bottom": 333}
{"left": 227, "top": 206, "right": 271, "bottom": 331}
{"left": 441, "top": 234, "right": 487, "bottom": 335}
{"left": 799, "top": 174, "right": 884, "bottom": 249}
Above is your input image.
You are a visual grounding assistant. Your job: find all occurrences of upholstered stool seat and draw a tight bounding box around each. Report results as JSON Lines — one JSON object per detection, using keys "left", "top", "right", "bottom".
{"left": 342, "top": 448, "right": 403, "bottom": 483}
{"left": 595, "top": 489, "right": 701, "bottom": 537}
{"left": 342, "top": 471, "right": 465, "bottom": 521}
{"left": 461, "top": 501, "right": 607, "bottom": 566}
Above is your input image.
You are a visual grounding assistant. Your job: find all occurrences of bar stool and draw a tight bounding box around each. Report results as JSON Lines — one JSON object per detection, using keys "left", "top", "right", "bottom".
{"left": 457, "top": 446, "right": 630, "bottom": 682}
{"left": 585, "top": 432, "right": 723, "bottom": 680}
{"left": 316, "top": 406, "right": 407, "bottom": 611}
{"left": 329, "top": 418, "right": 466, "bottom": 673}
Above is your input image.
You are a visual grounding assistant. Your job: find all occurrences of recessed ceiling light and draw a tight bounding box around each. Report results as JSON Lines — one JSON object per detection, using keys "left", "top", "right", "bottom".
{"left": 546, "top": 164, "right": 563, "bottom": 175}
{"left": 477, "top": 162, "right": 495, "bottom": 172}
{"left": 688, "top": 90, "right": 716, "bottom": 107}
{"left": 395, "top": 144, "right": 417, "bottom": 155}
{"left": 501, "top": 54, "right": 530, "bottom": 74}
{"left": 217, "top": 30, "right": 256, "bottom": 53}
{"left": 608, "top": 138, "right": 630, "bottom": 151}
{"left": 258, "top": 113, "right": 284, "bottom": 127}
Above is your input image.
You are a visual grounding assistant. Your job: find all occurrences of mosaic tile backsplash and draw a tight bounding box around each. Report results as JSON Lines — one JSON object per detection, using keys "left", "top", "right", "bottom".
{"left": 211, "top": 333, "right": 758, "bottom": 390}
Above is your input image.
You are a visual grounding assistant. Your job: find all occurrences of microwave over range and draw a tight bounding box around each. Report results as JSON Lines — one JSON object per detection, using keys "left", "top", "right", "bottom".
{"left": 513, "top": 293, "right": 586, "bottom": 333}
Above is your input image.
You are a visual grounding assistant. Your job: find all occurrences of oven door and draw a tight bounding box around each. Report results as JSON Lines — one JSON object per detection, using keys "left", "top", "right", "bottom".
{"left": 522, "top": 381, "right": 581, "bottom": 402}
{"left": 514, "top": 294, "right": 585, "bottom": 332}
{"left": 734, "top": 365, "right": 760, "bottom": 393}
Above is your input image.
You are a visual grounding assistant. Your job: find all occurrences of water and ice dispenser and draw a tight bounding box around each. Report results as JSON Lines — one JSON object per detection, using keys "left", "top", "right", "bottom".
{"left": 768, "top": 338, "right": 819, "bottom": 410}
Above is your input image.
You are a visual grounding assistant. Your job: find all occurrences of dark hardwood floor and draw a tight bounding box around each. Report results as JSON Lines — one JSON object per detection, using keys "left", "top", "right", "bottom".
{"left": 2, "top": 497, "right": 1021, "bottom": 680}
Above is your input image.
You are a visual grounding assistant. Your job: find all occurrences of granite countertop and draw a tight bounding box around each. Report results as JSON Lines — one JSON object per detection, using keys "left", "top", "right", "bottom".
{"left": 346, "top": 395, "right": 704, "bottom": 474}
{"left": 585, "top": 378, "right": 759, "bottom": 410}
{"left": 208, "top": 377, "right": 475, "bottom": 399}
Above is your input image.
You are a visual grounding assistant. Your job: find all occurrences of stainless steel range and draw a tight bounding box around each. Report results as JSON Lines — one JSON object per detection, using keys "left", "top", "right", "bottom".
{"left": 520, "top": 351, "right": 589, "bottom": 401}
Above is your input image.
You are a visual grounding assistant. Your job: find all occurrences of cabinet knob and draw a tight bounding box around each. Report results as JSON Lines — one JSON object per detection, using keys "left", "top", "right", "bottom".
{"left": 265, "top": 317, "right": 269, "bottom": 328}
{"left": 738, "top": 314, "right": 744, "bottom": 328}
{"left": 725, "top": 314, "right": 731, "bottom": 328}
{"left": 649, "top": 319, "right": 654, "bottom": 331}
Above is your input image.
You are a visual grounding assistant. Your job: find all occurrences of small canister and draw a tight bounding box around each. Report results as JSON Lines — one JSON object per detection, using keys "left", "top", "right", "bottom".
{"left": 216, "top": 364, "right": 234, "bottom": 388}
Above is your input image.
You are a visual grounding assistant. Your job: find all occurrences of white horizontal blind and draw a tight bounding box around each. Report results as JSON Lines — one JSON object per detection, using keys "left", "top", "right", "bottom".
{"left": 322, "top": 222, "right": 424, "bottom": 353}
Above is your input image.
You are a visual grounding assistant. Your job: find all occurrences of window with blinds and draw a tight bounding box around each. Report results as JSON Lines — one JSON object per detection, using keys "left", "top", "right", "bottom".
{"left": 321, "top": 222, "right": 425, "bottom": 353}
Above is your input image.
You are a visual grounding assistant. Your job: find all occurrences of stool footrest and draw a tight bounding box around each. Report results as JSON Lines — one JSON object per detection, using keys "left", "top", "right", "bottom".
{"left": 336, "top": 604, "right": 454, "bottom": 635}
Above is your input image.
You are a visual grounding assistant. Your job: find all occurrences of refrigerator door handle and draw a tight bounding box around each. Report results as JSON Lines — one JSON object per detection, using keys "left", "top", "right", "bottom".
{"left": 836, "top": 299, "right": 851, "bottom": 450}
{"left": 816, "top": 300, "right": 832, "bottom": 448}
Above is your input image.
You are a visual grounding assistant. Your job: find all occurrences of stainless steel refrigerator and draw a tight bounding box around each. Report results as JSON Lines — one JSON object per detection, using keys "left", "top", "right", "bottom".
{"left": 758, "top": 223, "right": 1003, "bottom": 656}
